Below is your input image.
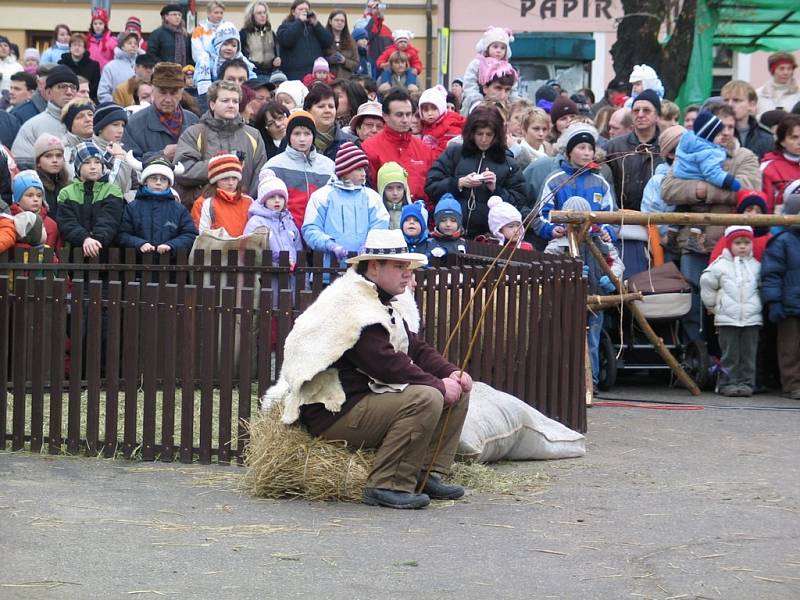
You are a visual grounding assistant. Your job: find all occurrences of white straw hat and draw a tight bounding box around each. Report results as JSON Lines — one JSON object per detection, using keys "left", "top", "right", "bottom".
{"left": 346, "top": 229, "right": 428, "bottom": 269}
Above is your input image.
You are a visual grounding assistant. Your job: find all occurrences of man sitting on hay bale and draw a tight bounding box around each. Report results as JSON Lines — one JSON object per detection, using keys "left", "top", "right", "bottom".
{"left": 269, "top": 229, "right": 472, "bottom": 509}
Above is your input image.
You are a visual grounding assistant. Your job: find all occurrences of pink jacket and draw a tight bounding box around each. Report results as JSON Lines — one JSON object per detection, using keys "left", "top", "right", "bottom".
{"left": 88, "top": 32, "right": 116, "bottom": 69}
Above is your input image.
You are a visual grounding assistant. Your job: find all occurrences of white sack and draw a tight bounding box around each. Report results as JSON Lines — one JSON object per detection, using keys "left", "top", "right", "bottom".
{"left": 458, "top": 382, "right": 586, "bottom": 462}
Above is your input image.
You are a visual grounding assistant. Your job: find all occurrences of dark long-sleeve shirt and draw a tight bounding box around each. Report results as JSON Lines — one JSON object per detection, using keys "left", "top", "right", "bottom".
{"left": 300, "top": 316, "right": 457, "bottom": 436}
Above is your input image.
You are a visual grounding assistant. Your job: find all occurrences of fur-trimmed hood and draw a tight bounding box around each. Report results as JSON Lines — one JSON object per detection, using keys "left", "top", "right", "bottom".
{"left": 268, "top": 268, "right": 410, "bottom": 424}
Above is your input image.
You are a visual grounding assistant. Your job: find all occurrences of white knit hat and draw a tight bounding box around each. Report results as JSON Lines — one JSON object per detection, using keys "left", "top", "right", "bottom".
{"left": 475, "top": 26, "right": 514, "bottom": 59}
{"left": 629, "top": 64, "right": 658, "bottom": 85}
{"left": 487, "top": 195, "right": 522, "bottom": 242}
{"left": 257, "top": 168, "right": 288, "bottom": 204}
{"left": 393, "top": 29, "right": 413, "bottom": 42}
{"left": 141, "top": 157, "right": 174, "bottom": 186}
{"left": 562, "top": 196, "right": 592, "bottom": 212}
{"left": 418, "top": 84, "right": 447, "bottom": 118}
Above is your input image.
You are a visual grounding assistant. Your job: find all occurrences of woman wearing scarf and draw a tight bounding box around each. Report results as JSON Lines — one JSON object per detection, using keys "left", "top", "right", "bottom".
{"left": 239, "top": 1, "right": 282, "bottom": 78}
{"left": 302, "top": 83, "right": 356, "bottom": 161}
{"left": 148, "top": 4, "right": 192, "bottom": 66}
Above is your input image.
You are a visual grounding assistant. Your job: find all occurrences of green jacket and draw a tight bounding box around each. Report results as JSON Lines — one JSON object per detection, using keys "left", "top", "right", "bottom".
{"left": 56, "top": 180, "right": 124, "bottom": 248}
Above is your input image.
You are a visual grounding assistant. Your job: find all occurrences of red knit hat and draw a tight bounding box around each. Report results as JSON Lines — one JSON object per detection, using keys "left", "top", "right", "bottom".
{"left": 208, "top": 153, "right": 242, "bottom": 185}
{"left": 768, "top": 52, "right": 797, "bottom": 75}
{"left": 125, "top": 16, "right": 143, "bottom": 32}
{"left": 334, "top": 142, "right": 368, "bottom": 179}
{"left": 724, "top": 225, "right": 753, "bottom": 252}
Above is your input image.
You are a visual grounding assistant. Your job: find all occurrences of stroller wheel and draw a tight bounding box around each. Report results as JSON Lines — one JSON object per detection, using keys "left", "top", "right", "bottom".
{"left": 681, "top": 339, "right": 714, "bottom": 391}
{"left": 598, "top": 329, "right": 617, "bottom": 391}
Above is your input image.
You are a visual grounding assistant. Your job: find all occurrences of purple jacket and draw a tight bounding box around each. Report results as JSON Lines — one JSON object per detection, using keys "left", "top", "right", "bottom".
{"left": 244, "top": 204, "right": 303, "bottom": 265}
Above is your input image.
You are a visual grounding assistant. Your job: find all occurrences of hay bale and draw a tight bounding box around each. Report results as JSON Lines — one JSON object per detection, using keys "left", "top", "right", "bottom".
{"left": 242, "top": 404, "right": 375, "bottom": 502}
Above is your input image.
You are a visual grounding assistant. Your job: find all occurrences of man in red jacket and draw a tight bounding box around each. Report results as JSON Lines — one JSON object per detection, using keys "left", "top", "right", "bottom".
{"left": 363, "top": 87, "right": 434, "bottom": 208}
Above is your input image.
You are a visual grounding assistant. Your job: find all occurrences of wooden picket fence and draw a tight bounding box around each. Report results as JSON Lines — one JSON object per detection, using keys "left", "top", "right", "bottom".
{"left": 0, "top": 243, "right": 587, "bottom": 464}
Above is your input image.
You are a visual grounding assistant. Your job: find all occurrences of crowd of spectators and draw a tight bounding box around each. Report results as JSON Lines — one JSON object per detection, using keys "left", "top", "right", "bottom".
{"left": 1, "top": 2, "right": 800, "bottom": 397}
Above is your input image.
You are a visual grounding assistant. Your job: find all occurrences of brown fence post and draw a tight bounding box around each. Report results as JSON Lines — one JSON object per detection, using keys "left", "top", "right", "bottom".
{"left": 0, "top": 276, "right": 9, "bottom": 450}
{"left": 217, "top": 286, "right": 235, "bottom": 465}
{"left": 180, "top": 284, "right": 197, "bottom": 464}
{"left": 104, "top": 281, "right": 122, "bottom": 457}
{"left": 237, "top": 287, "right": 255, "bottom": 464}
{"left": 198, "top": 285, "right": 216, "bottom": 465}
{"left": 160, "top": 284, "right": 178, "bottom": 462}
{"left": 48, "top": 279, "right": 67, "bottom": 455}
{"left": 29, "top": 277, "right": 47, "bottom": 453}
{"left": 66, "top": 278, "right": 83, "bottom": 455}
{"left": 122, "top": 282, "right": 140, "bottom": 459}
{"left": 85, "top": 280, "right": 103, "bottom": 456}
{"left": 141, "top": 283, "right": 159, "bottom": 461}
{"left": 11, "top": 276, "right": 29, "bottom": 451}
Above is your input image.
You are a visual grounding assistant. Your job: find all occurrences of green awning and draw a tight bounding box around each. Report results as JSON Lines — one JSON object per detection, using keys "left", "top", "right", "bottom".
{"left": 710, "top": 0, "right": 800, "bottom": 52}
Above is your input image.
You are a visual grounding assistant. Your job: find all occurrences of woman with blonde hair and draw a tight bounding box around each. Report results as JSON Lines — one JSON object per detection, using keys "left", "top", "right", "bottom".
{"left": 240, "top": 1, "right": 281, "bottom": 78}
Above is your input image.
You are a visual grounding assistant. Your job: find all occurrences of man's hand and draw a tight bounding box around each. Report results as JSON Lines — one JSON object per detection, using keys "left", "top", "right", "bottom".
{"left": 441, "top": 377, "right": 462, "bottom": 406}
{"left": 552, "top": 226, "right": 566, "bottom": 239}
{"left": 156, "top": 244, "right": 172, "bottom": 254}
{"left": 449, "top": 370, "right": 473, "bottom": 393}
{"left": 163, "top": 144, "right": 177, "bottom": 162}
{"left": 139, "top": 242, "right": 155, "bottom": 253}
{"left": 695, "top": 182, "right": 707, "bottom": 200}
{"left": 82, "top": 237, "right": 103, "bottom": 257}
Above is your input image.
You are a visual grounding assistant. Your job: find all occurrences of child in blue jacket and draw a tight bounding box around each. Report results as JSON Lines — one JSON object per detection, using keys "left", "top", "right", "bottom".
{"left": 302, "top": 142, "right": 389, "bottom": 266}
{"left": 674, "top": 110, "right": 742, "bottom": 192}
{"left": 400, "top": 200, "right": 437, "bottom": 259}
{"left": 536, "top": 123, "right": 617, "bottom": 243}
{"left": 117, "top": 157, "right": 198, "bottom": 254}
{"left": 430, "top": 193, "right": 467, "bottom": 257}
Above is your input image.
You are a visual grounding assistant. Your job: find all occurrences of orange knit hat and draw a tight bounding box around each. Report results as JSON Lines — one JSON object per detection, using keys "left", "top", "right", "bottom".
{"left": 208, "top": 153, "right": 242, "bottom": 184}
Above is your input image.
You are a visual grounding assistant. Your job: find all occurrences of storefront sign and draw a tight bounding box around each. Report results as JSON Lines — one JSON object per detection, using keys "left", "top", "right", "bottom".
{"left": 521, "top": 0, "right": 614, "bottom": 20}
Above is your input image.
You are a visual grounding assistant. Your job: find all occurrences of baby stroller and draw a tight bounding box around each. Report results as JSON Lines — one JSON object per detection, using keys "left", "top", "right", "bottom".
{"left": 597, "top": 261, "right": 715, "bottom": 391}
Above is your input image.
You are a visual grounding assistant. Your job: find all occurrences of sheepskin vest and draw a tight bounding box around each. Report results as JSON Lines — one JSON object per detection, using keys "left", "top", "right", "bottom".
{"left": 272, "top": 268, "right": 409, "bottom": 424}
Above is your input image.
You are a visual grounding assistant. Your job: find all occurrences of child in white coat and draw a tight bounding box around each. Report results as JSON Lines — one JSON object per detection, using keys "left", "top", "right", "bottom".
{"left": 700, "top": 225, "right": 762, "bottom": 397}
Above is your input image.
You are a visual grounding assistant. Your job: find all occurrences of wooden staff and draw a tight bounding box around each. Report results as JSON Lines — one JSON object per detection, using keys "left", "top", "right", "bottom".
{"left": 550, "top": 210, "right": 800, "bottom": 227}
{"left": 582, "top": 237, "right": 701, "bottom": 396}
{"left": 567, "top": 226, "right": 595, "bottom": 407}
{"left": 587, "top": 291, "right": 643, "bottom": 311}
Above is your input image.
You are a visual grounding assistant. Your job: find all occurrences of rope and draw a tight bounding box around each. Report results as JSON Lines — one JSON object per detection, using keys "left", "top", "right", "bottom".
{"left": 418, "top": 145, "right": 673, "bottom": 493}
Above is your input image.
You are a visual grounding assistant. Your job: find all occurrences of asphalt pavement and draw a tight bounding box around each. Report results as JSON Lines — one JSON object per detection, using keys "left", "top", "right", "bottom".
{"left": 2, "top": 383, "right": 799, "bottom": 600}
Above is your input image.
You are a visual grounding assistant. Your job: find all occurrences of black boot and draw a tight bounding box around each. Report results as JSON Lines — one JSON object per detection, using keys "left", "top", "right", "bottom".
{"left": 422, "top": 473, "right": 465, "bottom": 500}
{"left": 363, "top": 488, "right": 430, "bottom": 509}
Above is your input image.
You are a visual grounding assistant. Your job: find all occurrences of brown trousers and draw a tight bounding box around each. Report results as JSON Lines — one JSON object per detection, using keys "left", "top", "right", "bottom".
{"left": 777, "top": 317, "right": 800, "bottom": 392}
{"left": 321, "top": 385, "right": 470, "bottom": 493}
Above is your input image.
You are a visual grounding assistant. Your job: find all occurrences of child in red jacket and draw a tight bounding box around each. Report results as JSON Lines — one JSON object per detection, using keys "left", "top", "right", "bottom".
{"left": 418, "top": 85, "right": 465, "bottom": 160}
{"left": 375, "top": 30, "right": 423, "bottom": 75}
{"left": 10, "top": 170, "right": 60, "bottom": 249}
{"left": 302, "top": 57, "right": 336, "bottom": 89}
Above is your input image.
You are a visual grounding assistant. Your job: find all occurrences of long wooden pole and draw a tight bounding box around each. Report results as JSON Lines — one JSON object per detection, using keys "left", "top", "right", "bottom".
{"left": 550, "top": 211, "right": 800, "bottom": 227}
{"left": 587, "top": 292, "right": 643, "bottom": 311}
{"left": 582, "top": 239, "right": 702, "bottom": 396}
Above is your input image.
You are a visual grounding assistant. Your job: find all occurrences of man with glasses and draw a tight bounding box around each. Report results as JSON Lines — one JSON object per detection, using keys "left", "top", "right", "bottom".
{"left": 605, "top": 89, "right": 663, "bottom": 211}
{"left": 123, "top": 62, "right": 199, "bottom": 164}
{"left": 12, "top": 65, "right": 79, "bottom": 169}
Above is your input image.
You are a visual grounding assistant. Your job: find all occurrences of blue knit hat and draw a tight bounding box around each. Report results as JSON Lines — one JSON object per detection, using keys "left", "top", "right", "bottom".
{"left": 400, "top": 200, "right": 429, "bottom": 244}
{"left": 73, "top": 141, "right": 105, "bottom": 177}
{"left": 12, "top": 170, "right": 44, "bottom": 204}
{"left": 693, "top": 110, "right": 724, "bottom": 142}
{"left": 434, "top": 193, "right": 463, "bottom": 228}
{"left": 352, "top": 27, "right": 368, "bottom": 42}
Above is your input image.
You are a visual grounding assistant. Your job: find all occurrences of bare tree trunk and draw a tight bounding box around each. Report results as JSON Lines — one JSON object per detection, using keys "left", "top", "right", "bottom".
{"left": 610, "top": 0, "right": 698, "bottom": 99}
